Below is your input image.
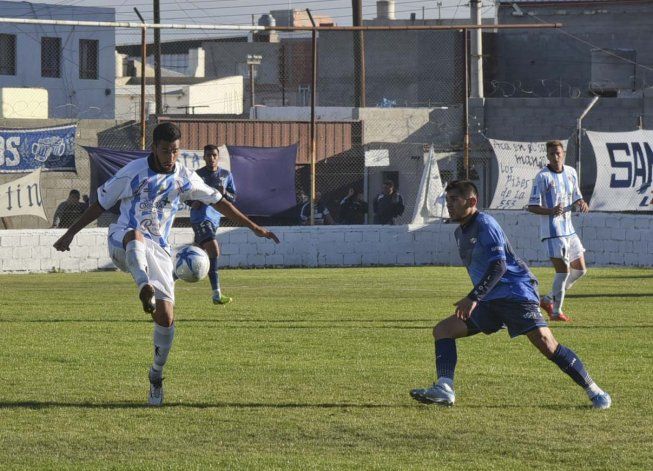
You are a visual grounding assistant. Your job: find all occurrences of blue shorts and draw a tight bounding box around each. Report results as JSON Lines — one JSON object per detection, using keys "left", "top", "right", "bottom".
{"left": 192, "top": 220, "right": 219, "bottom": 245}
{"left": 467, "top": 299, "right": 547, "bottom": 338}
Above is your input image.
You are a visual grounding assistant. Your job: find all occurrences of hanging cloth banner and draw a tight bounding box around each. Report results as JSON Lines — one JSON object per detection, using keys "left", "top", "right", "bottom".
{"left": 0, "top": 124, "right": 77, "bottom": 173}
{"left": 410, "top": 145, "right": 448, "bottom": 224}
{"left": 586, "top": 129, "right": 653, "bottom": 211}
{"left": 488, "top": 138, "right": 567, "bottom": 209}
{"left": 0, "top": 168, "right": 47, "bottom": 219}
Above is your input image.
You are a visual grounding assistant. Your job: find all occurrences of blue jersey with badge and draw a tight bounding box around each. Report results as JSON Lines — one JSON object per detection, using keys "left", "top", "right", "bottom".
{"left": 189, "top": 167, "right": 236, "bottom": 225}
{"left": 455, "top": 212, "right": 539, "bottom": 302}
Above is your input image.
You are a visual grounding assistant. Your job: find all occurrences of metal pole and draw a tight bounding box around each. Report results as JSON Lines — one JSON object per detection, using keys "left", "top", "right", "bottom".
{"left": 470, "top": 0, "right": 484, "bottom": 98}
{"left": 352, "top": 0, "right": 365, "bottom": 107}
{"left": 463, "top": 29, "right": 470, "bottom": 180}
{"left": 134, "top": 8, "right": 147, "bottom": 150}
{"left": 153, "top": 0, "right": 162, "bottom": 115}
{"left": 577, "top": 96, "right": 599, "bottom": 185}
{"left": 308, "top": 9, "right": 317, "bottom": 226}
{"left": 249, "top": 62, "right": 255, "bottom": 111}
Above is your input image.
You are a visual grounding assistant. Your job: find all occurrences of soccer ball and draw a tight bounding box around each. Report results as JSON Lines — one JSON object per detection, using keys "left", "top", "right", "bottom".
{"left": 174, "top": 245, "right": 210, "bottom": 283}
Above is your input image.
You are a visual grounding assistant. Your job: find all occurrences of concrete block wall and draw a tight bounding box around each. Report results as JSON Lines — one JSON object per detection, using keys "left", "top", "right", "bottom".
{"left": 1, "top": 211, "right": 652, "bottom": 274}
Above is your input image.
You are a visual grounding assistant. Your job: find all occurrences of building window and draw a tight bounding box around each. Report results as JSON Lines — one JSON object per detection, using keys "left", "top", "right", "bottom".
{"left": 79, "top": 39, "right": 98, "bottom": 80}
{"left": 0, "top": 33, "right": 16, "bottom": 75}
{"left": 41, "top": 37, "right": 61, "bottom": 78}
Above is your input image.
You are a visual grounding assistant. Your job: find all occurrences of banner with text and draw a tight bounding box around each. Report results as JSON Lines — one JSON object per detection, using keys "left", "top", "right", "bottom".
{"left": 0, "top": 124, "right": 77, "bottom": 173}
{"left": 0, "top": 168, "right": 47, "bottom": 219}
{"left": 586, "top": 130, "right": 653, "bottom": 211}
{"left": 488, "top": 139, "right": 567, "bottom": 209}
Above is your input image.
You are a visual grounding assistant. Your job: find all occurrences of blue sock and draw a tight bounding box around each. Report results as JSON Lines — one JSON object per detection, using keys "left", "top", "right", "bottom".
{"left": 208, "top": 257, "right": 219, "bottom": 292}
{"left": 550, "top": 344, "right": 594, "bottom": 389}
{"left": 435, "top": 338, "right": 457, "bottom": 381}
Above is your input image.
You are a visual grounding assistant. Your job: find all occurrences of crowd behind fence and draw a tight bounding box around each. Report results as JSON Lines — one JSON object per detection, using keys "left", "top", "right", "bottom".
{"left": 0, "top": 20, "right": 650, "bottom": 230}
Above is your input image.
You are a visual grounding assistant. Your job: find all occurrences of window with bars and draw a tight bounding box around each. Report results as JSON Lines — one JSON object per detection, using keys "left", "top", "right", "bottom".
{"left": 41, "top": 37, "right": 62, "bottom": 78}
{"left": 79, "top": 39, "right": 98, "bottom": 80}
{"left": 0, "top": 33, "right": 16, "bottom": 75}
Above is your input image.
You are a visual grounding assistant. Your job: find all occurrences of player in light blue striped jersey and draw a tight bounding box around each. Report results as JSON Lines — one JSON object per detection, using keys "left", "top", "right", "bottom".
{"left": 528, "top": 140, "right": 590, "bottom": 322}
{"left": 53, "top": 122, "right": 279, "bottom": 406}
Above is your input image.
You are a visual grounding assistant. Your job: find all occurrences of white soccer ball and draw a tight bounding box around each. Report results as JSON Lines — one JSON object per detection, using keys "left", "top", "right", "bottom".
{"left": 174, "top": 245, "right": 210, "bottom": 283}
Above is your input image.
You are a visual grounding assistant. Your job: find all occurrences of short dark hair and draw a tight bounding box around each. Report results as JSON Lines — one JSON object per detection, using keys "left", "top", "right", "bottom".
{"left": 445, "top": 180, "right": 478, "bottom": 198}
{"left": 203, "top": 144, "right": 218, "bottom": 154}
{"left": 383, "top": 179, "right": 395, "bottom": 187}
{"left": 69, "top": 189, "right": 80, "bottom": 198}
{"left": 152, "top": 122, "right": 181, "bottom": 144}
{"left": 546, "top": 140, "right": 564, "bottom": 152}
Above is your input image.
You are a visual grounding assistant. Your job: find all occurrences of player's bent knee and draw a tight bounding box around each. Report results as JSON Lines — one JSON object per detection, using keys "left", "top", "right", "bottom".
{"left": 527, "top": 328, "right": 558, "bottom": 357}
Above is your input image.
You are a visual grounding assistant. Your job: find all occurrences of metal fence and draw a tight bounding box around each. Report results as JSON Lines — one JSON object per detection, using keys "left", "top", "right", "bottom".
{"left": 1, "top": 17, "right": 648, "bottom": 230}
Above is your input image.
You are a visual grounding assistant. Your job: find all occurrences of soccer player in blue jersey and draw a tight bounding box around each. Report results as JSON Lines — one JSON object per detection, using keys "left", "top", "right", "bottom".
{"left": 528, "top": 140, "right": 589, "bottom": 322}
{"left": 410, "top": 180, "right": 611, "bottom": 409}
{"left": 188, "top": 144, "right": 236, "bottom": 305}
{"left": 53, "top": 123, "right": 279, "bottom": 406}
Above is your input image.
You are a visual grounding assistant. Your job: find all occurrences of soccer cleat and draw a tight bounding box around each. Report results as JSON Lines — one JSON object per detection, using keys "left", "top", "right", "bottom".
{"left": 139, "top": 284, "right": 156, "bottom": 315}
{"left": 410, "top": 382, "right": 455, "bottom": 406}
{"left": 539, "top": 295, "right": 555, "bottom": 317}
{"left": 590, "top": 392, "right": 612, "bottom": 410}
{"left": 212, "top": 294, "right": 233, "bottom": 305}
{"left": 148, "top": 368, "right": 164, "bottom": 406}
{"left": 550, "top": 311, "right": 571, "bottom": 322}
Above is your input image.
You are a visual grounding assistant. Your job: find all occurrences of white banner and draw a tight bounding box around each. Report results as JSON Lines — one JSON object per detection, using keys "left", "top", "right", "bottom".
{"left": 586, "top": 130, "right": 653, "bottom": 211}
{"left": 0, "top": 168, "right": 47, "bottom": 219}
{"left": 488, "top": 139, "right": 567, "bottom": 209}
{"left": 411, "top": 145, "right": 448, "bottom": 224}
{"left": 365, "top": 149, "right": 389, "bottom": 167}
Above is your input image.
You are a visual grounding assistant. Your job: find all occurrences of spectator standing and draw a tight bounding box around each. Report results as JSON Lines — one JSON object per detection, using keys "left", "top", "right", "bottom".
{"left": 300, "top": 191, "right": 334, "bottom": 225}
{"left": 52, "top": 189, "right": 86, "bottom": 228}
{"left": 339, "top": 187, "right": 368, "bottom": 224}
{"left": 373, "top": 180, "right": 404, "bottom": 224}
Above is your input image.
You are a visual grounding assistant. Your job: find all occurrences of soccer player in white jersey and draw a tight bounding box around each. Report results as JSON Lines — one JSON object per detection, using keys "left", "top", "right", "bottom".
{"left": 53, "top": 123, "right": 279, "bottom": 406}
{"left": 527, "top": 140, "right": 589, "bottom": 322}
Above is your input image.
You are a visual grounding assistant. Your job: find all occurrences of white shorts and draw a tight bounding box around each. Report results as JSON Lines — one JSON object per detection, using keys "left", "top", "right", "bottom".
{"left": 544, "top": 234, "right": 585, "bottom": 264}
{"left": 108, "top": 224, "right": 175, "bottom": 304}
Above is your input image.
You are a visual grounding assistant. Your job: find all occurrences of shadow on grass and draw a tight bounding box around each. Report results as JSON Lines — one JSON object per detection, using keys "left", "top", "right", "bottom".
{"left": 0, "top": 400, "right": 586, "bottom": 410}
{"left": 567, "top": 293, "right": 653, "bottom": 299}
{"left": 0, "top": 400, "right": 413, "bottom": 410}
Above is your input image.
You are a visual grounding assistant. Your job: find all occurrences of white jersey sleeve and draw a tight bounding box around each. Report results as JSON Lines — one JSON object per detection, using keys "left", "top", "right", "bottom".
{"left": 528, "top": 173, "right": 546, "bottom": 207}
{"left": 181, "top": 170, "right": 224, "bottom": 206}
{"left": 97, "top": 164, "right": 137, "bottom": 210}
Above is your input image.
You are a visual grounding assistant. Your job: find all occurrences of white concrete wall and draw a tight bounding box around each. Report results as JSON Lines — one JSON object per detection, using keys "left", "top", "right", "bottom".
{"left": 1, "top": 211, "right": 652, "bottom": 274}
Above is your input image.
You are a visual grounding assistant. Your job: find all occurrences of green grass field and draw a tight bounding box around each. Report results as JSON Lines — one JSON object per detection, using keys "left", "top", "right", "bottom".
{"left": 1, "top": 267, "right": 652, "bottom": 469}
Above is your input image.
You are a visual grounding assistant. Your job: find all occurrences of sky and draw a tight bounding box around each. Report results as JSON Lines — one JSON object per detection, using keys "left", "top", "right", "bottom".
{"left": 3, "top": 0, "right": 497, "bottom": 44}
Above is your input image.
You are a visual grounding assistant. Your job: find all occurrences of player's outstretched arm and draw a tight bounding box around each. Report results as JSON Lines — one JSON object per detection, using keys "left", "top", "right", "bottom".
{"left": 53, "top": 202, "right": 105, "bottom": 252}
{"left": 213, "top": 199, "right": 280, "bottom": 244}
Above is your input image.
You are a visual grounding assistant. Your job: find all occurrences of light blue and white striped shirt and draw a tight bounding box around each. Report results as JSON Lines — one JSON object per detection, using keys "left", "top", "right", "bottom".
{"left": 98, "top": 155, "right": 223, "bottom": 251}
{"left": 528, "top": 164, "right": 583, "bottom": 240}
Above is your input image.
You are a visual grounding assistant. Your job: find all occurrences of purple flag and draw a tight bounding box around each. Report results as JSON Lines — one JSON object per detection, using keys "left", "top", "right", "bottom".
{"left": 84, "top": 145, "right": 297, "bottom": 217}
{"left": 227, "top": 144, "right": 297, "bottom": 217}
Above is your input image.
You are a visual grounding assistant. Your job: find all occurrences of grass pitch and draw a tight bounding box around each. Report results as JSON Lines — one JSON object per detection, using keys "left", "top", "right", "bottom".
{"left": 0, "top": 266, "right": 651, "bottom": 470}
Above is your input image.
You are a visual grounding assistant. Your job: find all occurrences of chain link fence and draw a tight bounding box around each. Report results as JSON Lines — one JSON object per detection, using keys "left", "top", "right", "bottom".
{"left": 1, "top": 19, "right": 651, "bottom": 230}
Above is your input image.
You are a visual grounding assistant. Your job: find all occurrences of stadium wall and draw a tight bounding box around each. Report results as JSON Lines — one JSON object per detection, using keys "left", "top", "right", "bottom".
{"left": 1, "top": 212, "right": 652, "bottom": 273}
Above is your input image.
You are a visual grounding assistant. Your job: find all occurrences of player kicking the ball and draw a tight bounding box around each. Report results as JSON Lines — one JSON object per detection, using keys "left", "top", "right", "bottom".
{"left": 54, "top": 122, "right": 279, "bottom": 406}
{"left": 410, "top": 180, "right": 610, "bottom": 409}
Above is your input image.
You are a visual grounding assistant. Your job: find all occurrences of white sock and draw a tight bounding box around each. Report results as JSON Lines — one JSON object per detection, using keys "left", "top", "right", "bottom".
{"left": 125, "top": 240, "right": 149, "bottom": 289}
{"left": 565, "top": 268, "right": 587, "bottom": 290}
{"left": 152, "top": 323, "right": 175, "bottom": 375}
{"left": 551, "top": 273, "right": 569, "bottom": 314}
{"left": 585, "top": 382, "right": 603, "bottom": 399}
